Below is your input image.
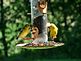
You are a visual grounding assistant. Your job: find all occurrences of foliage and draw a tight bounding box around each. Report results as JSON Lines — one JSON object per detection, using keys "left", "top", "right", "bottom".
{"left": 0, "top": 0, "right": 81, "bottom": 61}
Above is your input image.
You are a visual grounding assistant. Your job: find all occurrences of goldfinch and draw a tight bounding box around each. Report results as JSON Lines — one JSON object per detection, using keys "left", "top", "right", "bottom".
{"left": 47, "top": 23, "right": 58, "bottom": 40}
{"left": 17, "top": 24, "right": 31, "bottom": 40}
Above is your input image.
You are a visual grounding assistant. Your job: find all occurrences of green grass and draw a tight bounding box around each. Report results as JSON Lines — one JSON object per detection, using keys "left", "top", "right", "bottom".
{"left": 2, "top": 58, "right": 81, "bottom": 61}
{"left": 31, "top": 59, "right": 81, "bottom": 61}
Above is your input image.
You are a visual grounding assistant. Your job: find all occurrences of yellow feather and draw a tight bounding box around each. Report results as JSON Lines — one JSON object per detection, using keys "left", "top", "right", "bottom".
{"left": 17, "top": 24, "right": 31, "bottom": 39}
{"left": 49, "top": 23, "right": 58, "bottom": 39}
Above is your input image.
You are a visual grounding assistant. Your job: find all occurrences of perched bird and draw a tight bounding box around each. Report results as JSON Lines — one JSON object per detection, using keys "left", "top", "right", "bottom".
{"left": 47, "top": 23, "right": 58, "bottom": 40}
{"left": 16, "top": 24, "right": 31, "bottom": 40}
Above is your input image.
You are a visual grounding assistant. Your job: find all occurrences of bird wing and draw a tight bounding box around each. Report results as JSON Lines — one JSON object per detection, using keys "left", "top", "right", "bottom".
{"left": 17, "top": 25, "right": 31, "bottom": 39}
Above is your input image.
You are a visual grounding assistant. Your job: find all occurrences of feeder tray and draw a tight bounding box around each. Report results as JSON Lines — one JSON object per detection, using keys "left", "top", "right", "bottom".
{"left": 16, "top": 41, "right": 64, "bottom": 49}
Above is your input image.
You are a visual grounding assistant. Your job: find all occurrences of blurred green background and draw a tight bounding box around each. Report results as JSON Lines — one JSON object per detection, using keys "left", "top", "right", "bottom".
{"left": 0, "top": 0, "right": 81, "bottom": 61}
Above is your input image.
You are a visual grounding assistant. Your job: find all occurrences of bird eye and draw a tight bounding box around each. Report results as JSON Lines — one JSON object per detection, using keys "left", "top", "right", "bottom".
{"left": 48, "top": 27, "right": 50, "bottom": 28}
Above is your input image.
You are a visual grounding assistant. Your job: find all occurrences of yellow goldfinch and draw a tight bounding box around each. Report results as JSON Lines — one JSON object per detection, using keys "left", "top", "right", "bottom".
{"left": 17, "top": 24, "right": 31, "bottom": 40}
{"left": 48, "top": 23, "right": 58, "bottom": 40}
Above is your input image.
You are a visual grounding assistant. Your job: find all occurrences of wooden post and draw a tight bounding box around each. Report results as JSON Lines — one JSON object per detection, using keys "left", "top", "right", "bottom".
{"left": 30, "top": 0, "right": 48, "bottom": 44}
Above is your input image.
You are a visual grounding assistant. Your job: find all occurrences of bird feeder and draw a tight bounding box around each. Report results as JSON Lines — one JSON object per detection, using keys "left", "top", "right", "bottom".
{"left": 16, "top": 0, "right": 64, "bottom": 49}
